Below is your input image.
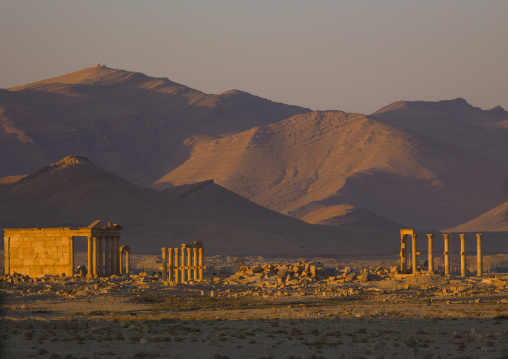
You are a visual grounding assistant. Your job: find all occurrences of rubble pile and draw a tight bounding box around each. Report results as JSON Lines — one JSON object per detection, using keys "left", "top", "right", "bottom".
{"left": 223, "top": 261, "right": 328, "bottom": 287}
{"left": 1, "top": 272, "right": 137, "bottom": 298}
{"left": 223, "top": 262, "right": 402, "bottom": 288}
{"left": 1, "top": 263, "right": 507, "bottom": 303}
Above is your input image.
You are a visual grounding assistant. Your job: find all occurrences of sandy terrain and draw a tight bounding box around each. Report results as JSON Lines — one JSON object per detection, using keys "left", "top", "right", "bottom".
{"left": 2, "top": 256, "right": 507, "bottom": 359}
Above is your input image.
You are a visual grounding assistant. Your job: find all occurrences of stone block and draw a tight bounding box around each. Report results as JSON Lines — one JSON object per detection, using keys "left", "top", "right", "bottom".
{"left": 20, "top": 246, "right": 35, "bottom": 255}
{"left": 251, "top": 265, "right": 263, "bottom": 273}
{"left": 31, "top": 320, "right": 45, "bottom": 330}
{"left": 44, "top": 321, "right": 57, "bottom": 330}
{"left": 17, "top": 320, "right": 32, "bottom": 329}
{"left": 66, "top": 321, "right": 78, "bottom": 330}
{"left": 10, "top": 259, "right": 22, "bottom": 267}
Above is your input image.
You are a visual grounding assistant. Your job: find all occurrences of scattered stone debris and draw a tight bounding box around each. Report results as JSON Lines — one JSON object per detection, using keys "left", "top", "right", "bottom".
{"left": 1, "top": 255, "right": 507, "bottom": 359}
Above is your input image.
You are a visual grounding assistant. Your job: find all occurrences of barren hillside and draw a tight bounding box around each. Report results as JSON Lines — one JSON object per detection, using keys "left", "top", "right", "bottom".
{"left": 0, "top": 155, "right": 402, "bottom": 255}
{"left": 446, "top": 200, "right": 508, "bottom": 232}
{"left": 300, "top": 204, "right": 404, "bottom": 229}
{"left": 0, "top": 65, "right": 310, "bottom": 185}
{"left": 373, "top": 98, "right": 508, "bottom": 167}
{"left": 158, "top": 111, "right": 507, "bottom": 229}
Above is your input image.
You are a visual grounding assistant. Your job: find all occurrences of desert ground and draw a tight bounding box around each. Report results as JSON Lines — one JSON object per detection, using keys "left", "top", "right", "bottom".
{"left": 1, "top": 254, "right": 507, "bottom": 359}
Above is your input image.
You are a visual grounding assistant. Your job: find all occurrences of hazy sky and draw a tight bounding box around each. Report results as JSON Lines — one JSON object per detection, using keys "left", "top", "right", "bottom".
{"left": 1, "top": 0, "right": 507, "bottom": 114}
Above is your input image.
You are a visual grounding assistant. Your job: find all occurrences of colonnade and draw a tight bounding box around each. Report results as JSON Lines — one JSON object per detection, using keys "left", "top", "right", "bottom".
{"left": 87, "top": 235, "right": 129, "bottom": 278}
{"left": 400, "top": 230, "right": 483, "bottom": 277}
{"left": 119, "top": 245, "right": 131, "bottom": 277}
{"left": 161, "top": 241, "right": 205, "bottom": 284}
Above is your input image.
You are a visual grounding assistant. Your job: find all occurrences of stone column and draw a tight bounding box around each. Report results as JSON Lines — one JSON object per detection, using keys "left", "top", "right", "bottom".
{"left": 443, "top": 233, "right": 451, "bottom": 276}
{"left": 174, "top": 248, "right": 179, "bottom": 284}
{"left": 187, "top": 247, "right": 192, "bottom": 281}
{"left": 115, "top": 237, "right": 120, "bottom": 275}
{"left": 181, "top": 246, "right": 186, "bottom": 283}
{"left": 193, "top": 248, "right": 198, "bottom": 281}
{"left": 87, "top": 236, "right": 93, "bottom": 278}
{"left": 168, "top": 248, "right": 174, "bottom": 283}
{"left": 460, "top": 234, "right": 467, "bottom": 277}
{"left": 4, "top": 237, "right": 10, "bottom": 275}
{"left": 199, "top": 247, "right": 204, "bottom": 281}
{"left": 411, "top": 234, "right": 418, "bottom": 274}
{"left": 162, "top": 248, "right": 168, "bottom": 282}
{"left": 104, "top": 237, "right": 110, "bottom": 276}
{"left": 125, "top": 249, "right": 130, "bottom": 277}
{"left": 119, "top": 247, "right": 123, "bottom": 275}
{"left": 98, "top": 236, "right": 103, "bottom": 277}
{"left": 477, "top": 233, "right": 483, "bottom": 277}
{"left": 110, "top": 236, "right": 115, "bottom": 275}
{"left": 69, "top": 236, "right": 74, "bottom": 277}
{"left": 427, "top": 234, "right": 434, "bottom": 273}
{"left": 400, "top": 234, "right": 408, "bottom": 274}
{"left": 92, "top": 236, "right": 98, "bottom": 278}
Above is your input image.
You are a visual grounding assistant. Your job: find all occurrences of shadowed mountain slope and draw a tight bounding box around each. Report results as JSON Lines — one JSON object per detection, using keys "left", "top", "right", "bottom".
{"left": 300, "top": 204, "right": 405, "bottom": 229}
{"left": 0, "top": 65, "right": 310, "bottom": 185}
{"left": 158, "top": 111, "right": 507, "bottom": 230}
{"left": 0, "top": 187, "right": 80, "bottom": 230}
{"left": 445, "top": 201, "right": 508, "bottom": 232}
{"left": 1, "top": 155, "right": 402, "bottom": 256}
{"left": 163, "top": 179, "right": 300, "bottom": 223}
{"left": 372, "top": 98, "right": 508, "bottom": 167}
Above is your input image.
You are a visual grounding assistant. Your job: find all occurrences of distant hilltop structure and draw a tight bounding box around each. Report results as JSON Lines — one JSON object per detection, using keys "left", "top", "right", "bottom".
{"left": 94, "top": 62, "right": 106, "bottom": 67}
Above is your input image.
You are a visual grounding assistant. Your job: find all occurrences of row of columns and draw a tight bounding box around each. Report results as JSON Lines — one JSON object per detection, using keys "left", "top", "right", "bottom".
{"left": 87, "top": 236, "right": 129, "bottom": 278}
{"left": 161, "top": 242, "right": 205, "bottom": 284}
{"left": 119, "top": 245, "right": 131, "bottom": 277}
{"left": 400, "top": 232, "right": 483, "bottom": 276}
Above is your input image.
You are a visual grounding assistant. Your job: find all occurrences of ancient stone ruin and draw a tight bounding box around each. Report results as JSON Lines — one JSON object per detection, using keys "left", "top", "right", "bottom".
{"left": 3, "top": 220, "right": 129, "bottom": 278}
{"left": 161, "top": 241, "right": 205, "bottom": 284}
{"left": 399, "top": 229, "right": 484, "bottom": 276}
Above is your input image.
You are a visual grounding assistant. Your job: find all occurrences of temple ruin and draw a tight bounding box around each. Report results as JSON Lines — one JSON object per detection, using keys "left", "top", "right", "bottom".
{"left": 161, "top": 241, "right": 205, "bottom": 284}
{"left": 3, "top": 220, "right": 129, "bottom": 278}
{"left": 399, "top": 229, "right": 483, "bottom": 276}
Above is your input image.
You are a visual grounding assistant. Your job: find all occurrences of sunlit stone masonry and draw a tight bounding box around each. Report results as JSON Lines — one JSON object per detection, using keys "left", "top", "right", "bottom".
{"left": 399, "top": 229, "right": 484, "bottom": 276}
{"left": 161, "top": 241, "right": 205, "bottom": 284}
{"left": 4, "top": 220, "right": 128, "bottom": 278}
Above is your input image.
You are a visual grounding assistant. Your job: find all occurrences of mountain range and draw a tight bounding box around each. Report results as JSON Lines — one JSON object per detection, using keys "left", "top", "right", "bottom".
{"left": 0, "top": 155, "right": 400, "bottom": 255}
{"left": 1, "top": 64, "right": 507, "bottom": 254}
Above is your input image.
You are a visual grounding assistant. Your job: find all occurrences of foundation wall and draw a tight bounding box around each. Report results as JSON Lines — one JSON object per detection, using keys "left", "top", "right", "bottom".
{"left": 4, "top": 228, "right": 73, "bottom": 277}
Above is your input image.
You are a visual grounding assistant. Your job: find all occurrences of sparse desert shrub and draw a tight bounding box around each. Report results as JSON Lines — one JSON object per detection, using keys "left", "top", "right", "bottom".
{"left": 133, "top": 352, "right": 160, "bottom": 358}
{"left": 406, "top": 337, "right": 417, "bottom": 347}
{"left": 129, "top": 335, "right": 142, "bottom": 342}
{"left": 37, "top": 347, "right": 48, "bottom": 355}
{"left": 290, "top": 328, "right": 302, "bottom": 336}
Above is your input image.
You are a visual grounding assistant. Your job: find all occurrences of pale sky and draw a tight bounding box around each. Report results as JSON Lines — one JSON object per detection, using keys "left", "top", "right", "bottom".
{"left": 1, "top": 0, "right": 507, "bottom": 114}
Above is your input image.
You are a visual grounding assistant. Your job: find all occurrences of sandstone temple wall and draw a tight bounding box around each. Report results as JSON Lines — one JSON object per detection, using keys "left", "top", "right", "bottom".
{"left": 3, "top": 220, "right": 124, "bottom": 278}
{"left": 4, "top": 228, "right": 74, "bottom": 277}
